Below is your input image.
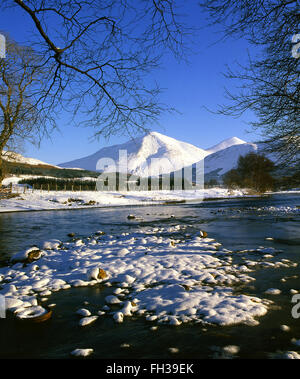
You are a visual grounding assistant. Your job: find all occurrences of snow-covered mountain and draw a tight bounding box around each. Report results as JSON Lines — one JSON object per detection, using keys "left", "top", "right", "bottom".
{"left": 203, "top": 142, "right": 258, "bottom": 180}
{"left": 3, "top": 133, "right": 270, "bottom": 181}
{"left": 59, "top": 132, "right": 209, "bottom": 177}
{"left": 206, "top": 137, "right": 247, "bottom": 154}
{"left": 59, "top": 132, "right": 261, "bottom": 179}
{"left": 2, "top": 151, "right": 60, "bottom": 168}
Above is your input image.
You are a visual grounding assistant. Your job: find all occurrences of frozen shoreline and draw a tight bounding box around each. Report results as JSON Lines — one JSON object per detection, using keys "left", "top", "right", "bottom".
{"left": 0, "top": 188, "right": 250, "bottom": 213}
{"left": 1, "top": 188, "right": 299, "bottom": 214}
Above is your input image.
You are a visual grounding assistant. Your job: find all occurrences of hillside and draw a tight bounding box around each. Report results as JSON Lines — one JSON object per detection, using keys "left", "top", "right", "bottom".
{"left": 2, "top": 151, "right": 61, "bottom": 168}
{"left": 2, "top": 160, "right": 100, "bottom": 182}
{"left": 204, "top": 142, "right": 258, "bottom": 180}
{"left": 2, "top": 132, "right": 282, "bottom": 186}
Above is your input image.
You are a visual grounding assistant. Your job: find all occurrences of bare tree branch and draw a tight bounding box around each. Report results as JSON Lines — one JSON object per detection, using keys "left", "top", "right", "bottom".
{"left": 0, "top": 37, "right": 56, "bottom": 184}
{"left": 1, "top": 0, "right": 193, "bottom": 140}
{"left": 200, "top": 0, "right": 300, "bottom": 165}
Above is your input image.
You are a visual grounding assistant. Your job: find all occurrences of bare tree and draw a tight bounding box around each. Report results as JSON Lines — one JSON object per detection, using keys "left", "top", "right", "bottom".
{"left": 1, "top": 0, "right": 192, "bottom": 140}
{"left": 200, "top": 0, "right": 300, "bottom": 165}
{"left": 0, "top": 37, "right": 55, "bottom": 185}
{"left": 223, "top": 152, "right": 275, "bottom": 193}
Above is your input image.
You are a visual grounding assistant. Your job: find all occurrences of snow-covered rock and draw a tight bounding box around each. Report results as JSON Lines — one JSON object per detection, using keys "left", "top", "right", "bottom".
{"left": 76, "top": 308, "right": 91, "bottom": 317}
{"left": 12, "top": 247, "right": 45, "bottom": 263}
{"left": 70, "top": 349, "right": 94, "bottom": 357}
{"left": 86, "top": 267, "right": 107, "bottom": 281}
{"left": 113, "top": 312, "right": 124, "bottom": 323}
{"left": 42, "top": 240, "right": 62, "bottom": 250}
{"left": 105, "top": 295, "right": 121, "bottom": 305}
{"left": 0, "top": 226, "right": 292, "bottom": 329}
{"left": 79, "top": 316, "right": 98, "bottom": 327}
{"left": 265, "top": 288, "right": 281, "bottom": 295}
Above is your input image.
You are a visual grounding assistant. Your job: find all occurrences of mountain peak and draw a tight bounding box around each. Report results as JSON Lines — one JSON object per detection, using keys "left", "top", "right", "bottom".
{"left": 59, "top": 131, "right": 208, "bottom": 176}
{"left": 59, "top": 132, "right": 255, "bottom": 177}
{"left": 206, "top": 137, "right": 247, "bottom": 154}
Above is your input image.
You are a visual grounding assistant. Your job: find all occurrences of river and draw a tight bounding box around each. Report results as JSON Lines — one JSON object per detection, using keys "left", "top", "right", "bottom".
{"left": 0, "top": 193, "right": 299, "bottom": 358}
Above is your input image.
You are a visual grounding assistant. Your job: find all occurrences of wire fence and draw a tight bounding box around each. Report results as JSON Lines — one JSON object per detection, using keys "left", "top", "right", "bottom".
{"left": 1, "top": 181, "right": 203, "bottom": 195}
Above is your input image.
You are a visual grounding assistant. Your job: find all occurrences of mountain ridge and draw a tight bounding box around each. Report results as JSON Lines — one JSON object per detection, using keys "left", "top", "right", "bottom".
{"left": 59, "top": 131, "right": 210, "bottom": 176}
{"left": 206, "top": 137, "right": 247, "bottom": 154}
{"left": 2, "top": 132, "right": 263, "bottom": 180}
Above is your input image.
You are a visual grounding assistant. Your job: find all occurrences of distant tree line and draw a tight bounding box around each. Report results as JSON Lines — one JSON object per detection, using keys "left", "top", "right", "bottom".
{"left": 19, "top": 177, "right": 97, "bottom": 191}
{"left": 7, "top": 153, "right": 300, "bottom": 193}
{"left": 17, "top": 171, "right": 195, "bottom": 192}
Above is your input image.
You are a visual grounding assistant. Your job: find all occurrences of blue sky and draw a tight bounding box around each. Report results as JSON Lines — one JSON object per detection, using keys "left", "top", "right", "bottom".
{"left": 0, "top": 2, "right": 259, "bottom": 165}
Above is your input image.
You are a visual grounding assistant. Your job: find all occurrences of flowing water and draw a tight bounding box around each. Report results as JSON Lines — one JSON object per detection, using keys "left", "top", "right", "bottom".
{"left": 0, "top": 193, "right": 299, "bottom": 359}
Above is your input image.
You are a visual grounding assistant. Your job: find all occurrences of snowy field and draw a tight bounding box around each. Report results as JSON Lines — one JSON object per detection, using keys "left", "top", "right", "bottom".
{"left": 0, "top": 188, "right": 247, "bottom": 213}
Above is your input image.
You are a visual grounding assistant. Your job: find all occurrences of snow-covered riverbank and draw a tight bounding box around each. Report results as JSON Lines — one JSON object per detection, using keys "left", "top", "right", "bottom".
{"left": 0, "top": 188, "right": 247, "bottom": 213}
{"left": 1, "top": 224, "right": 297, "bottom": 327}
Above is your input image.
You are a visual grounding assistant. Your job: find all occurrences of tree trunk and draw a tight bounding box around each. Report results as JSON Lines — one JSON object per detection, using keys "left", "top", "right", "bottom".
{"left": 0, "top": 152, "right": 3, "bottom": 189}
